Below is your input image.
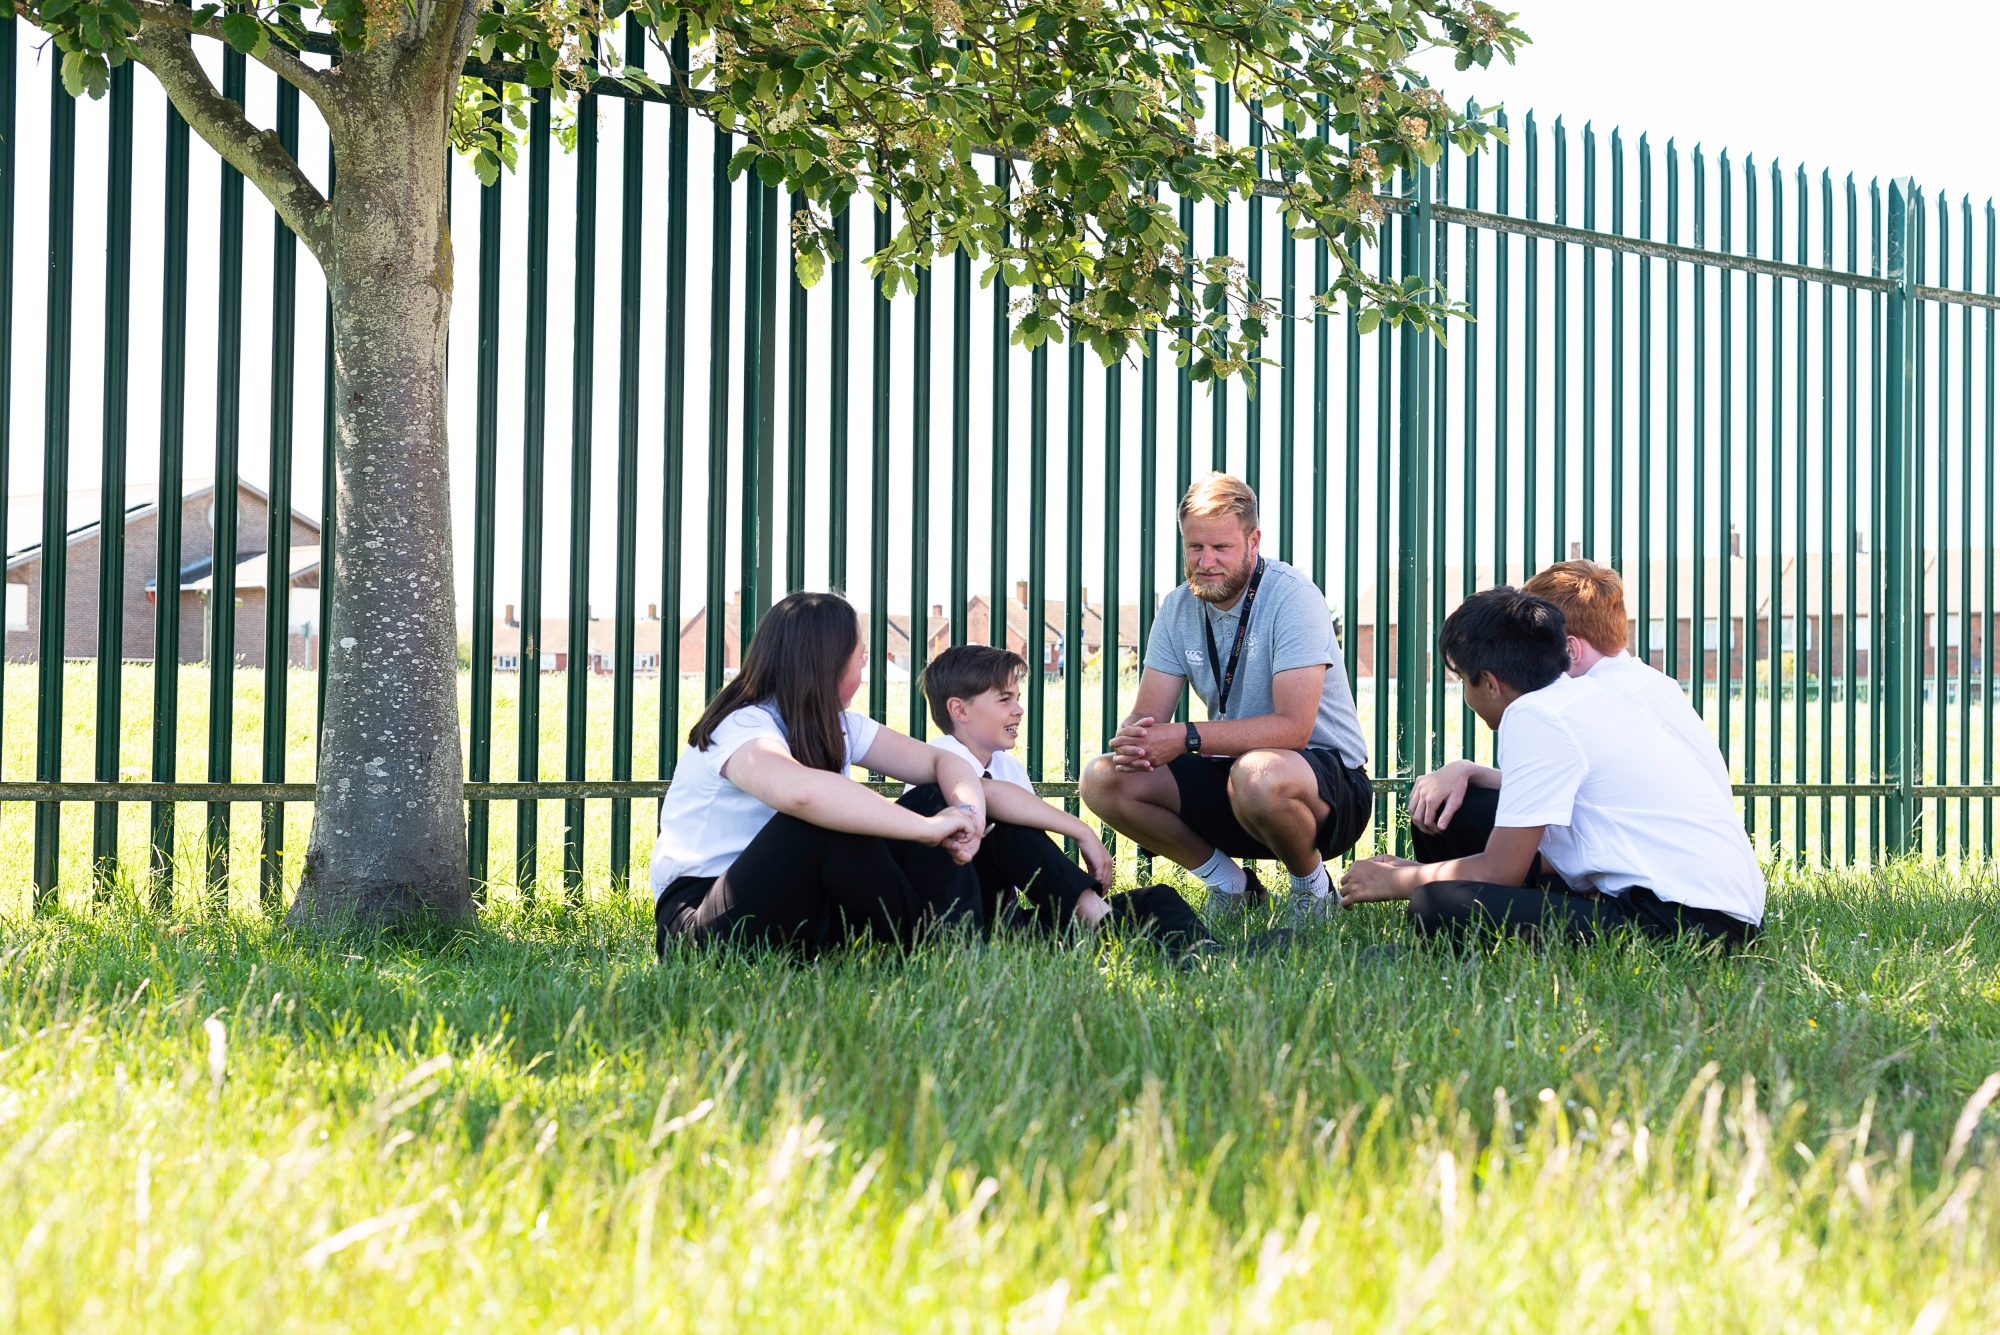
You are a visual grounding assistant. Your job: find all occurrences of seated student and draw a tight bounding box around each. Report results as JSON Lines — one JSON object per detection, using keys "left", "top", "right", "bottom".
{"left": 1340, "top": 588, "right": 1764, "bottom": 946}
{"left": 650, "top": 591, "right": 987, "bottom": 958}
{"left": 908, "top": 644, "right": 1213, "bottom": 955}
{"left": 1406, "top": 558, "right": 1732, "bottom": 856}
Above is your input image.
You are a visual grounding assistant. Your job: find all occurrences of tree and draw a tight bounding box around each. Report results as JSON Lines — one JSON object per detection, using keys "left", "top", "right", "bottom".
{"left": 23, "top": 0, "right": 1524, "bottom": 926}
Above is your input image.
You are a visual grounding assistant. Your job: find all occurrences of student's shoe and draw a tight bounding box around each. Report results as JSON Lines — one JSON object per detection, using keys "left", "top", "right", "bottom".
{"left": 1239, "top": 927, "right": 1301, "bottom": 957}
{"left": 1171, "top": 936, "right": 1225, "bottom": 972}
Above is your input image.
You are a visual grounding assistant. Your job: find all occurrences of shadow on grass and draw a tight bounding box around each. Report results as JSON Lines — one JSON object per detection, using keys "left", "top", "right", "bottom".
{"left": 3, "top": 859, "right": 1997, "bottom": 1182}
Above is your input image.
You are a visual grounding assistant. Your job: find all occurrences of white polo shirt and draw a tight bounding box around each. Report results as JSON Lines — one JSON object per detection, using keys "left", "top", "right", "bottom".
{"left": 1493, "top": 674, "right": 1765, "bottom": 923}
{"left": 650, "top": 701, "right": 882, "bottom": 897}
{"left": 1586, "top": 652, "right": 1732, "bottom": 796}
{"left": 926, "top": 733, "right": 1036, "bottom": 797}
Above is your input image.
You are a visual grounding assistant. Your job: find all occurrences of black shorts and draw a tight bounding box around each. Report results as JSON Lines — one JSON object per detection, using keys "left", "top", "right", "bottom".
{"left": 1167, "top": 748, "right": 1374, "bottom": 862}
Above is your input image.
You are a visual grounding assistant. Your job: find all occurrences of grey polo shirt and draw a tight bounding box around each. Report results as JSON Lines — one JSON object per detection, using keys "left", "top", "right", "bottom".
{"left": 1142, "top": 558, "right": 1370, "bottom": 770}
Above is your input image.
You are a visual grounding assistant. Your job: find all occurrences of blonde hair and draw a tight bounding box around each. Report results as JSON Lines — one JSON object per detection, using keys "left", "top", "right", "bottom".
{"left": 1522, "top": 559, "right": 1629, "bottom": 655}
{"left": 1178, "top": 472, "right": 1259, "bottom": 533}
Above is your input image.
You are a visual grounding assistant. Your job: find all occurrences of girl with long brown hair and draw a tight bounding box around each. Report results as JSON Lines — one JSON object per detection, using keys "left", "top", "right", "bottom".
{"left": 650, "top": 591, "right": 987, "bottom": 955}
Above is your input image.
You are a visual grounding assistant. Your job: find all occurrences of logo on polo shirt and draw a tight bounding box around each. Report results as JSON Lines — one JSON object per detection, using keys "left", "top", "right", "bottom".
{"left": 1185, "top": 649, "right": 1205, "bottom": 665}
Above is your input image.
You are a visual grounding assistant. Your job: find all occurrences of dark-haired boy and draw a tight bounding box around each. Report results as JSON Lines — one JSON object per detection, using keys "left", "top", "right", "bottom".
{"left": 902, "top": 644, "right": 1213, "bottom": 954}
{"left": 1339, "top": 588, "right": 1763, "bottom": 945}
{"left": 1407, "top": 559, "right": 1731, "bottom": 845}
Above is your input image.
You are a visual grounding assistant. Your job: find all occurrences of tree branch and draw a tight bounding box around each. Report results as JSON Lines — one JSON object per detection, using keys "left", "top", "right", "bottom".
{"left": 132, "top": 22, "right": 333, "bottom": 264}
{"left": 402, "top": 0, "right": 487, "bottom": 86}
{"left": 127, "top": 0, "right": 335, "bottom": 111}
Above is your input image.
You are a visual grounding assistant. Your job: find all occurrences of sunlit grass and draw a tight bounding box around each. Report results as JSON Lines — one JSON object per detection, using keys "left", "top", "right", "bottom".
{"left": 2, "top": 862, "right": 1999, "bottom": 1329}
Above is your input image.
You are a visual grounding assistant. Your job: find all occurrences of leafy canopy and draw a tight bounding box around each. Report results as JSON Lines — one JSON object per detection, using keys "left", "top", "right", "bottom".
{"left": 34, "top": 0, "right": 1526, "bottom": 380}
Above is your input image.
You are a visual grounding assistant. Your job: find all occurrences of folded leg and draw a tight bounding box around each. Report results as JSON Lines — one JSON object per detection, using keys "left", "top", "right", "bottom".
{"left": 671, "top": 811, "right": 977, "bottom": 953}
{"left": 1106, "top": 883, "right": 1214, "bottom": 955}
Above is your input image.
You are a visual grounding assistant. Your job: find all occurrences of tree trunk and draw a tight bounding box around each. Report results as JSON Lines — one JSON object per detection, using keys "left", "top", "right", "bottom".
{"left": 287, "top": 75, "right": 474, "bottom": 927}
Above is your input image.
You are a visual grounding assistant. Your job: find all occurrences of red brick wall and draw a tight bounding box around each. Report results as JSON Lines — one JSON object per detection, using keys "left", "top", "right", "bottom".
{"left": 5, "top": 489, "right": 318, "bottom": 669}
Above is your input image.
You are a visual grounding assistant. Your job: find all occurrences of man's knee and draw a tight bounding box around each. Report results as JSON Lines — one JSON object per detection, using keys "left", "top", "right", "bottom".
{"left": 1226, "top": 749, "right": 1312, "bottom": 814}
{"left": 1080, "top": 753, "right": 1127, "bottom": 808}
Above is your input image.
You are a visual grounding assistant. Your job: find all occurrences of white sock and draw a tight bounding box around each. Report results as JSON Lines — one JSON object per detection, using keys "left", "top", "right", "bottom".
{"left": 1288, "top": 862, "right": 1332, "bottom": 899}
{"left": 1193, "top": 848, "right": 1248, "bottom": 898}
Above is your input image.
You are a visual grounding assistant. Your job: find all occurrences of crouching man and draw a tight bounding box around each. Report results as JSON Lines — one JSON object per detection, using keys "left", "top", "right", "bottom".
{"left": 1080, "top": 473, "right": 1373, "bottom": 919}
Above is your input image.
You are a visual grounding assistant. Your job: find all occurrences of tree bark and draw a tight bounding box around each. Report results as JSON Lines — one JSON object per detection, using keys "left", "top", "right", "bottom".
{"left": 286, "top": 52, "right": 475, "bottom": 927}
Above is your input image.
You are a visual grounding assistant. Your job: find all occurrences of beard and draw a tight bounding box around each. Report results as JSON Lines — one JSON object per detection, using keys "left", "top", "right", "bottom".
{"left": 1187, "top": 550, "right": 1257, "bottom": 605}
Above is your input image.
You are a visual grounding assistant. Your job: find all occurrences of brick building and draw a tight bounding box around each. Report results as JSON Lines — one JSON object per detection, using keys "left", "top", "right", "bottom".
{"left": 1345, "top": 540, "right": 1985, "bottom": 689}
{"left": 4, "top": 481, "right": 322, "bottom": 669}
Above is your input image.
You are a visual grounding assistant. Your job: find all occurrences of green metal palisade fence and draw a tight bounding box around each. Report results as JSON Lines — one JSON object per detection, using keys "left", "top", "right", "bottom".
{"left": 0, "top": 22, "right": 1996, "bottom": 908}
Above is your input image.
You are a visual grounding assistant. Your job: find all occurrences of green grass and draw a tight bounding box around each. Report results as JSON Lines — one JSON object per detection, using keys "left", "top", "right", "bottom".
{"left": 4, "top": 863, "right": 2000, "bottom": 1329}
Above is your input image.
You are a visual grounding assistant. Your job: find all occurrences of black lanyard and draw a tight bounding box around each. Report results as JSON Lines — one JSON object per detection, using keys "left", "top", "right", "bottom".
{"left": 1201, "top": 558, "right": 1266, "bottom": 719}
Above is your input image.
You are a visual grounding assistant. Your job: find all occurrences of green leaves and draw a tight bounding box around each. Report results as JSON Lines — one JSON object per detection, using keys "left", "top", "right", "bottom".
{"left": 22, "top": 0, "right": 1525, "bottom": 380}
{"left": 217, "top": 12, "right": 271, "bottom": 60}
{"left": 59, "top": 48, "right": 110, "bottom": 100}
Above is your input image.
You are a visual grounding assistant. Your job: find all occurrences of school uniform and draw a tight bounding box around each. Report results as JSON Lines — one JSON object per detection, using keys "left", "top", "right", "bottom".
{"left": 1585, "top": 652, "right": 1732, "bottom": 795}
{"left": 1142, "top": 558, "right": 1373, "bottom": 861}
{"left": 906, "top": 734, "right": 1212, "bottom": 952}
{"left": 1409, "top": 674, "right": 1764, "bottom": 946}
{"left": 651, "top": 701, "right": 980, "bottom": 957}
{"left": 1412, "top": 653, "right": 1735, "bottom": 862}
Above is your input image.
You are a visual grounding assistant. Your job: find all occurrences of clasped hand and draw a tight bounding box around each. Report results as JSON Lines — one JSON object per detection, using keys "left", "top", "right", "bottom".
{"left": 923, "top": 805, "right": 985, "bottom": 865}
{"left": 1108, "top": 716, "right": 1183, "bottom": 772}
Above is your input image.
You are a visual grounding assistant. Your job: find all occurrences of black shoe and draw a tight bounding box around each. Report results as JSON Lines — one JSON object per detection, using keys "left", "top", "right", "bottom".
{"left": 1171, "top": 936, "right": 1225, "bottom": 972}
{"left": 1357, "top": 942, "right": 1402, "bottom": 965}
{"left": 1242, "top": 864, "right": 1270, "bottom": 908}
{"left": 1239, "top": 926, "right": 1301, "bottom": 957}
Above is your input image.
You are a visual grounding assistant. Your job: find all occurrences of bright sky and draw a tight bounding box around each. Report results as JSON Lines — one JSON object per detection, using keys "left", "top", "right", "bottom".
{"left": 2, "top": 4, "right": 1993, "bottom": 628}
{"left": 1413, "top": 0, "right": 1999, "bottom": 204}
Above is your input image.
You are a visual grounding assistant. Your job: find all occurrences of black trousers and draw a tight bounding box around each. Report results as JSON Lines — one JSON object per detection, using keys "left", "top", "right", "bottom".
{"left": 656, "top": 788, "right": 1215, "bottom": 959}
{"left": 1407, "top": 784, "right": 1753, "bottom": 948}
{"left": 655, "top": 808, "right": 981, "bottom": 958}
{"left": 900, "top": 784, "right": 1214, "bottom": 953}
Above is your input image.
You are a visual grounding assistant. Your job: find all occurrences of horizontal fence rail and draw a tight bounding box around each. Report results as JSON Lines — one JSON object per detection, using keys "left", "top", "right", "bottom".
{"left": 0, "top": 21, "right": 1993, "bottom": 910}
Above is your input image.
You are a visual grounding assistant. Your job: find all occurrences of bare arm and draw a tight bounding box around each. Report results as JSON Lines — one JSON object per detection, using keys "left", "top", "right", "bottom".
{"left": 1339, "top": 825, "right": 1545, "bottom": 905}
{"left": 981, "top": 779, "right": 1113, "bottom": 890}
{"left": 1120, "top": 667, "right": 1186, "bottom": 729}
{"left": 858, "top": 728, "right": 986, "bottom": 826}
{"left": 1112, "top": 664, "right": 1326, "bottom": 770}
{"left": 722, "top": 738, "right": 978, "bottom": 854}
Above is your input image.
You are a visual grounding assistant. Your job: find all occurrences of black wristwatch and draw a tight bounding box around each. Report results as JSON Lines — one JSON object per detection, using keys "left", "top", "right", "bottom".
{"left": 1185, "top": 721, "right": 1203, "bottom": 755}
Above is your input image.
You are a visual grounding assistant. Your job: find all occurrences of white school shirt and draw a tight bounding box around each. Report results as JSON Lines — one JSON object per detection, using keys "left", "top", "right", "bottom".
{"left": 1586, "top": 652, "right": 1733, "bottom": 796}
{"left": 1493, "top": 673, "right": 1765, "bottom": 924}
{"left": 901, "top": 734, "right": 1036, "bottom": 836}
{"left": 927, "top": 733, "right": 1037, "bottom": 797}
{"left": 649, "top": 701, "right": 882, "bottom": 898}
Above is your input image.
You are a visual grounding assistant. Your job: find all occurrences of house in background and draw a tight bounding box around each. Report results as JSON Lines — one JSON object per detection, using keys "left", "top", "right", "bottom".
{"left": 902, "top": 585, "right": 1147, "bottom": 678}
{"left": 4, "top": 480, "right": 322, "bottom": 669}
{"left": 485, "top": 587, "right": 1154, "bottom": 681}
{"left": 1344, "top": 534, "right": 1986, "bottom": 689}
{"left": 490, "top": 603, "right": 667, "bottom": 674}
